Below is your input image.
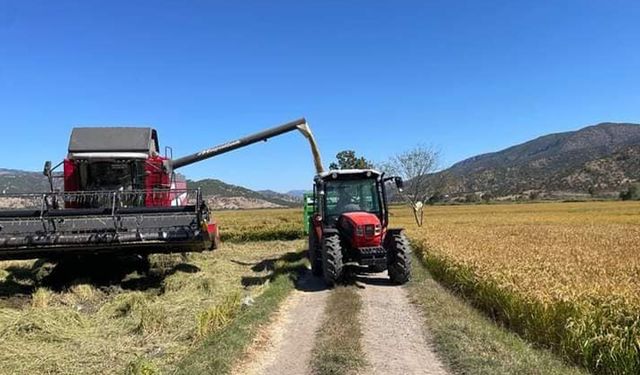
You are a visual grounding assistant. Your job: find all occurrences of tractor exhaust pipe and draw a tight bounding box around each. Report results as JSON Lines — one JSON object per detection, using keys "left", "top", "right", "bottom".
{"left": 170, "top": 118, "right": 325, "bottom": 174}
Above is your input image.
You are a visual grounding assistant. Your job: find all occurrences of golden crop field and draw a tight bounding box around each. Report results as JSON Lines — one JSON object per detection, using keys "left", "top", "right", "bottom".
{"left": 400, "top": 202, "right": 640, "bottom": 300}
{"left": 214, "top": 208, "right": 304, "bottom": 242}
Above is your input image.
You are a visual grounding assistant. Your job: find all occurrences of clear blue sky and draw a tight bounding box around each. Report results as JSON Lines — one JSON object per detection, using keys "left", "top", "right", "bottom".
{"left": 1, "top": 1, "right": 639, "bottom": 192}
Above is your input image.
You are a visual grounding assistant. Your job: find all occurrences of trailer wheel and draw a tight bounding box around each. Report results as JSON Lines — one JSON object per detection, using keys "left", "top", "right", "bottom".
{"left": 307, "top": 230, "right": 323, "bottom": 276}
{"left": 386, "top": 232, "right": 412, "bottom": 284}
{"left": 321, "top": 233, "right": 343, "bottom": 286}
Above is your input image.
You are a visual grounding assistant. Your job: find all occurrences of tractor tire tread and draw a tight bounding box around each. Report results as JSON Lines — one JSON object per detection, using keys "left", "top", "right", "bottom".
{"left": 322, "top": 234, "right": 343, "bottom": 286}
{"left": 387, "top": 232, "right": 412, "bottom": 284}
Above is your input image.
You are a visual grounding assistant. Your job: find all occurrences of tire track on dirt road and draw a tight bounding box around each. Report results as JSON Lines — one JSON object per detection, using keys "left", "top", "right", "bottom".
{"left": 235, "top": 271, "right": 329, "bottom": 375}
{"left": 358, "top": 271, "right": 449, "bottom": 375}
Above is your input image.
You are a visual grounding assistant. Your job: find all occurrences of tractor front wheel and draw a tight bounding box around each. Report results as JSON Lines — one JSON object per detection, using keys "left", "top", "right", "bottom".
{"left": 386, "top": 232, "right": 412, "bottom": 284}
{"left": 321, "top": 234, "right": 344, "bottom": 286}
{"left": 308, "top": 230, "right": 323, "bottom": 277}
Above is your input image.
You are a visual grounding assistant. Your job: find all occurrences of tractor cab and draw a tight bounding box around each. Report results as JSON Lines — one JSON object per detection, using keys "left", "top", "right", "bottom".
{"left": 315, "top": 169, "right": 386, "bottom": 226}
{"left": 310, "top": 169, "right": 403, "bottom": 229}
{"left": 306, "top": 169, "right": 411, "bottom": 286}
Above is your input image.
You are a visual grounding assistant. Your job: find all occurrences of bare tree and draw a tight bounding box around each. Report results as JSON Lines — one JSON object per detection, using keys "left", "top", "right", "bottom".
{"left": 380, "top": 145, "right": 443, "bottom": 226}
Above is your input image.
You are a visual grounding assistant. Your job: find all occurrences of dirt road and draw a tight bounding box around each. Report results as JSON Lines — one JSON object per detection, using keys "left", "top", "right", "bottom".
{"left": 237, "top": 272, "right": 329, "bottom": 375}
{"left": 239, "top": 270, "right": 448, "bottom": 375}
{"left": 357, "top": 271, "right": 449, "bottom": 375}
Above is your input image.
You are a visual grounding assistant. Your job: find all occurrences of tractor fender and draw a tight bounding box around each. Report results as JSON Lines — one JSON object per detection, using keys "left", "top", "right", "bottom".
{"left": 384, "top": 228, "right": 405, "bottom": 244}
{"left": 322, "top": 228, "right": 340, "bottom": 236}
{"left": 386, "top": 228, "right": 405, "bottom": 236}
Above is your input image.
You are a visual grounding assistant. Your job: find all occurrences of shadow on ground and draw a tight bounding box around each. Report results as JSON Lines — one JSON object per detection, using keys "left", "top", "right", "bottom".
{"left": 241, "top": 249, "right": 399, "bottom": 292}
{"left": 238, "top": 250, "right": 310, "bottom": 289}
{"left": 0, "top": 253, "right": 202, "bottom": 306}
{"left": 0, "top": 247, "right": 395, "bottom": 309}
{"left": 334, "top": 265, "right": 397, "bottom": 290}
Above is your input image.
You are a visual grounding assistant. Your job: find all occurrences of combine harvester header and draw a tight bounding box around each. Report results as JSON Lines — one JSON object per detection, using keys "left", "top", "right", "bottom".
{"left": 0, "top": 118, "right": 323, "bottom": 261}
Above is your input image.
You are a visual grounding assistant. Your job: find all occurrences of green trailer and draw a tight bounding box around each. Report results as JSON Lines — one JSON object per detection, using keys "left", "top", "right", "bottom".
{"left": 303, "top": 192, "right": 314, "bottom": 235}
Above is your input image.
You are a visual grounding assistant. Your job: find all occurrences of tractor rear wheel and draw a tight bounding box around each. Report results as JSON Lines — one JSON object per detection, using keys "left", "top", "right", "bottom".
{"left": 386, "top": 232, "right": 412, "bottom": 284}
{"left": 321, "top": 234, "right": 343, "bottom": 286}
{"left": 308, "top": 230, "right": 323, "bottom": 277}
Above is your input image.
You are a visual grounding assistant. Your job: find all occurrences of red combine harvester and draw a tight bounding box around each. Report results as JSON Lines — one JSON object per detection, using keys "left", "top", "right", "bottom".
{"left": 0, "top": 118, "right": 321, "bottom": 261}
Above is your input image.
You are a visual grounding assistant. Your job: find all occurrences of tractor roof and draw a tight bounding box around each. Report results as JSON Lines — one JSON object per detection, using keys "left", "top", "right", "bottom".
{"left": 68, "top": 127, "right": 160, "bottom": 155}
{"left": 316, "top": 169, "right": 382, "bottom": 181}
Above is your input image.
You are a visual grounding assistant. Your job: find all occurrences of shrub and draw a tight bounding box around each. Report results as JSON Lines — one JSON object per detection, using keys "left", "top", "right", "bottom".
{"left": 620, "top": 183, "right": 640, "bottom": 200}
{"left": 125, "top": 356, "right": 158, "bottom": 375}
{"left": 465, "top": 193, "right": 479, "bottom": 203}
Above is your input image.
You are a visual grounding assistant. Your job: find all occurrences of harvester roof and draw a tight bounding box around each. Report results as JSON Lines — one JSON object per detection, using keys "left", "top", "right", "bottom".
{"left": 68, "top": 127, "right": 160, "bottom": 155}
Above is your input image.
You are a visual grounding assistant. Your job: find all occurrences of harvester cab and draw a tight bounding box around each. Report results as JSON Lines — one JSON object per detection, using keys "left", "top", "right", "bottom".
{"left": 305, "top": 169, "right": 412, "bottom": 286}
{"left": 0, "top": 118, "right": 322, "bottom": 261}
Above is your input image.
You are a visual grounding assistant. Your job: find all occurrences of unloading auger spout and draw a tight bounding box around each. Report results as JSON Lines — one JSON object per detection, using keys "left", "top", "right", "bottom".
{"left": 170, "top": 117, "right": 325, "bottom": 174}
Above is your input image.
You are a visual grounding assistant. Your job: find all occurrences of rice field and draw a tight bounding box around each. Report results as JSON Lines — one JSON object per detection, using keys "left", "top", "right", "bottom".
{"left": 1, "top": 202, "right": 638, "bottom": 374}
{"left": 215, "top": 208, "right": 304, "bottom": 242}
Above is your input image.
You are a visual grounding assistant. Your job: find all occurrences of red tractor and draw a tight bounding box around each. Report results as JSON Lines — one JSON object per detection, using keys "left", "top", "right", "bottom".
{"left": 306, "top": 169, "right": 412, "bottom": 285}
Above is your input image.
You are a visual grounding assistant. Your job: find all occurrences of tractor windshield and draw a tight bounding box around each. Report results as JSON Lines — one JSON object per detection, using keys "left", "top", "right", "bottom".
{"left": 324, "top": 179, "right": 380, "bottom": 218}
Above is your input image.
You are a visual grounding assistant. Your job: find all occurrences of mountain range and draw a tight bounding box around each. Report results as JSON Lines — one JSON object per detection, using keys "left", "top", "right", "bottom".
{"left": 0, "top": 168, "right": 52, "bottom": 194}
{"left": 187, "top": 179, "right": 301, "bottom": 209}
{"left": 435, "top": 122, "right": 640, "bottom": 199}
{"left": 1, "top": 121, "right": 638, "bottom": 205}
{"left": 0, "top": 170, "right": 301, "bottom": 209}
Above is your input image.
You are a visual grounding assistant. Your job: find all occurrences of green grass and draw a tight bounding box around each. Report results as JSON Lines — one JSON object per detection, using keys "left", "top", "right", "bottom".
{"left": 408, "top": 253, "right": 589, "bottom": 375}
{"left": 174, "top": 251, "right": 308, "bottom": 374}
{"left": 220, "top": 228, "right": 305, "bottom": 242}
{"left": 311, "top": 286, "right": 366, "bottom": 375}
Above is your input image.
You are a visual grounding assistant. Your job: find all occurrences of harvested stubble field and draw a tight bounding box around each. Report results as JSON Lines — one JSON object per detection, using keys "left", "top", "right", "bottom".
{"left": 0, "top": 237, "right": 305, "bottom": 374}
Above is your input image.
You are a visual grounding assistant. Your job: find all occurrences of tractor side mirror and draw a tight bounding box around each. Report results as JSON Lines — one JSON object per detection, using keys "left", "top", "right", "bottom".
{"left": 394, "top": 177, "right": 404, "bottom": 191}
{"left": 43, "top": 161, "right": 52, "bottom": 177}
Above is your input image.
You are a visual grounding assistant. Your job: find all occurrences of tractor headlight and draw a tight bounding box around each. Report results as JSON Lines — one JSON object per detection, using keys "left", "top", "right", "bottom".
{"left": 355, "top": 226, "right": 364, "bottom": 236}
{"left": 364, "top": 224, "right": 375, "bottom": 236}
